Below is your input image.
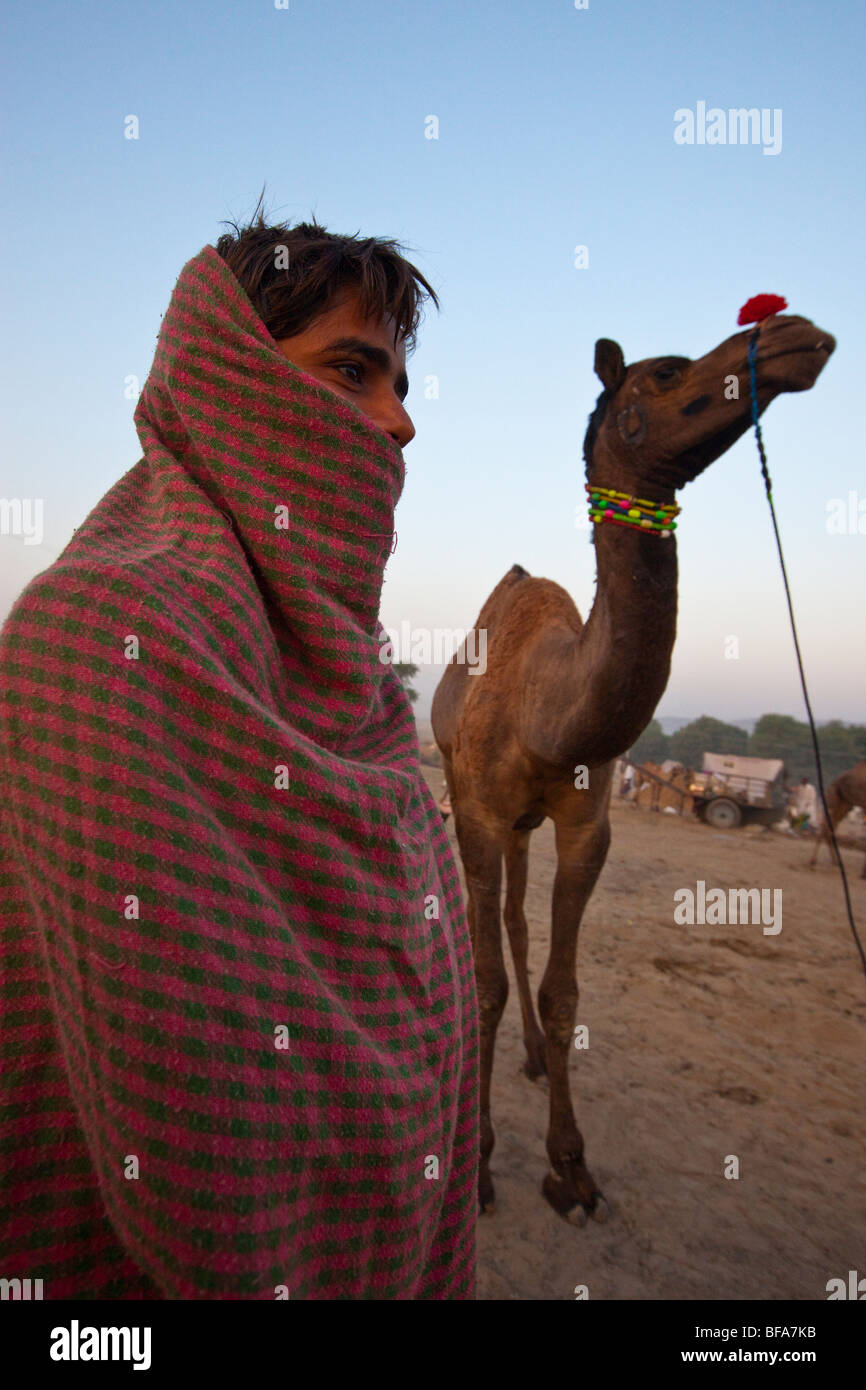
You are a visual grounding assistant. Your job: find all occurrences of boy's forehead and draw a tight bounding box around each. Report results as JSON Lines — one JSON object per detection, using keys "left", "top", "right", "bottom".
{"left": 315, "top": 288, "right": 405, "bottom": 358}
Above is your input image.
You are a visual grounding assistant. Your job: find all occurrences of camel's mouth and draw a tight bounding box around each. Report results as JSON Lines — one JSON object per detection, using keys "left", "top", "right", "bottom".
{"left": 721, "top": 318, "right": 833, "bottom": 405}
{"left": 675, "top": 325, "right": 834, "bottom": 476}
{"left": 764, "top": 340, "right": 834, "bottom": 363}
{"left": 753, "top": 318, "right": 836, "bottom": 380}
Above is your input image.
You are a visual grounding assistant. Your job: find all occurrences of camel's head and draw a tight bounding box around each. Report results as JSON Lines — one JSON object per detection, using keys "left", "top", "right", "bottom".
{"left": 584, "top": 314, "right": 835, "bottom": 499}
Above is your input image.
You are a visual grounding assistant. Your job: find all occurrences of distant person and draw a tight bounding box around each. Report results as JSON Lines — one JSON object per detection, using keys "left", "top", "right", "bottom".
{"left": 792, "top": 776, "right": 819, "bottom": 830}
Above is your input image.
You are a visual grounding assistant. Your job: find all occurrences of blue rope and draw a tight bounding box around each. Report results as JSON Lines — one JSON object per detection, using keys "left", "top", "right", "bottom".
{"left": 747, "top": 332, "right": 774, "bottom": 501}
{"left": 747, "top": 327, "right": 865, "bottom": 981}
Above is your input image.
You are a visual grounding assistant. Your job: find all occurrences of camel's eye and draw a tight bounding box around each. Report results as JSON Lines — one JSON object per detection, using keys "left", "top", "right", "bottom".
{"left": 654, "top": 364, "right": 679, "bottom": 382}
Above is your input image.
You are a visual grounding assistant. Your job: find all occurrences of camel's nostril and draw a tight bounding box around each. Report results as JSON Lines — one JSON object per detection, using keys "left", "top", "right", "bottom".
{"left": 681, "top": 395, "right": 711, "bottom": 417}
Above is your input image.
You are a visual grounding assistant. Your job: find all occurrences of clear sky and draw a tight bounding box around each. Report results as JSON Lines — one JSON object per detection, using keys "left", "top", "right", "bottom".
{"left": 2, "top": 0, "right": 864, "bottom": 723}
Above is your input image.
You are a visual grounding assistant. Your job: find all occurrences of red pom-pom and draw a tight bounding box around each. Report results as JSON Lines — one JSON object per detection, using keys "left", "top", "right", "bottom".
{"left": 737, "top": 294, "right": 788, "bottom": 326}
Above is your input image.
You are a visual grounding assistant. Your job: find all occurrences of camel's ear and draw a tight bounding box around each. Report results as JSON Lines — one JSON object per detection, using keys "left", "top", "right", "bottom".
{"left": 594, "top": 339, "right": 626, "bottom": 393}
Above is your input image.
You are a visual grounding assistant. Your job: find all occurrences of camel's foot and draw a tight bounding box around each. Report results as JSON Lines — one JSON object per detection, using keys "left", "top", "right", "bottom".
{"left": 542, "top": 1156, "right": 608, "bottom": 1226}
{"left": 522, "top": 1042, "right": 548, "bottom": 1082}
{"left": 479, "top": 1167, "right": 496, "bottom": 1215}
{"left": 478, "top": 1110, "right": 496, "bottom": 1213}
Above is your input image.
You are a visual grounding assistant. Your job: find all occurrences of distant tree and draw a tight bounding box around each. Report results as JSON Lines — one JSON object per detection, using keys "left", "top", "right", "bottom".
{"left": 393, "top": 662, "right": 419, "bottom": 704}
{"left": 749, "top": 714, "right": 812, "bottom": 779}
{"left": 849, "top": 724, "right": 866, "bottom": 761}
{"left": 668, "top": 715, "right": 748, "bottom": 769}
{"left": 629, "top": 718, "right": 670, "bottom": 765}
{"left": 626, "top": 711, "right": 866, "bottom": 785}
{"left": 815, "top": 720, "right": 866, "bottom": 784}
{"left": 749, "top": 714, "right": 866, "bottom": 784}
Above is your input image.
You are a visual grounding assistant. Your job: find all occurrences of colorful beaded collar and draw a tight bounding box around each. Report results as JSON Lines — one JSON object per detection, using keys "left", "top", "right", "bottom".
{"left": 585, "top": 483, "right": 680, "bottom": 538}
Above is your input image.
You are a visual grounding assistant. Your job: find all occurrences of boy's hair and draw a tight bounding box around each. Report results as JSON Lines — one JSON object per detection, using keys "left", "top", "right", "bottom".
{"left": 215, "top": 191, "right": 438, "bottom": 351}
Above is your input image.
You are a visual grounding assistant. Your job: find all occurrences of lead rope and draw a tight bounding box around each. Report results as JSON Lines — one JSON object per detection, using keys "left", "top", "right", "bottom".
{"left": 747, "top": 329, "right": 866, "bottom": 982}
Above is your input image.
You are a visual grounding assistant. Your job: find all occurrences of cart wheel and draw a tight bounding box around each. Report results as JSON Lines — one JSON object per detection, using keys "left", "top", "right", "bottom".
{"left": 704, "top": 797, "right": 742, "bottom": 830}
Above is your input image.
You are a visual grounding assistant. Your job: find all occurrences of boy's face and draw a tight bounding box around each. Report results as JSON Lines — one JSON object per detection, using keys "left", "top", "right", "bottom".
{"left": 274, "top": 289, "right": 416, "bottom": 448}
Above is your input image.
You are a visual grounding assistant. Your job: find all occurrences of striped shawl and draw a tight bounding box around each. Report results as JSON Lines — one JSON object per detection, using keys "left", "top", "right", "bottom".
{"left": 0, "top": 245, "right": 479, "bottom": 1299}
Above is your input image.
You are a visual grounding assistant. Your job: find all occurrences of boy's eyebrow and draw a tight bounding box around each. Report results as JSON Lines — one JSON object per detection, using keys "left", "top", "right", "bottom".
{"left": 321, "top": 335, "right": 409, "bottom": 401}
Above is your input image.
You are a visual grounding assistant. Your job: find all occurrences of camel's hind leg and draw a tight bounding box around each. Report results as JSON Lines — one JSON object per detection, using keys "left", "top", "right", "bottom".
{"left": 503, "top": 829, "right": 547, "bottom": 1081}
{"left": 452, "top": 802, "right": 507, "bottom": 1213}
{"left": 810, "top": 798, "right": 847, "bottom": 868}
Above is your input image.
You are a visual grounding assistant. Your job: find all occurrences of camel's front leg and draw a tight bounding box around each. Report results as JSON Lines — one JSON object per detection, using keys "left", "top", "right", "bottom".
{"left": 539, "top": 815, "right": 611, "bottom": 1225}
{"left": 453, "top": 805, "right": 506, "bottom": 1213}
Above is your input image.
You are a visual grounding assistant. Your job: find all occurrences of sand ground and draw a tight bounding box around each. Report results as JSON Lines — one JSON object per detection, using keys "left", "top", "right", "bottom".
{"left": 422, "top": 768, "right": 866, "bottom": 1301}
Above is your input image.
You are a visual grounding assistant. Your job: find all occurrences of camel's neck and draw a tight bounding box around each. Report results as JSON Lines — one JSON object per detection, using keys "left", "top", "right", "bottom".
{"left": 529, "top": 477, "right": 680, "bottom": 770}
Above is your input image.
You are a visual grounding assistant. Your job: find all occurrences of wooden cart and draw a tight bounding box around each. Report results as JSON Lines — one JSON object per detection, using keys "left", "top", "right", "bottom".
{"left": 688, "top": 753, "right": 787, "bottom": 830}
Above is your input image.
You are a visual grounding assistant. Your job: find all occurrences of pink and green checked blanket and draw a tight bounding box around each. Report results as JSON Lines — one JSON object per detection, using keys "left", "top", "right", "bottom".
{"left": 0, "top": 244, "right": 479, "bottom": 1299}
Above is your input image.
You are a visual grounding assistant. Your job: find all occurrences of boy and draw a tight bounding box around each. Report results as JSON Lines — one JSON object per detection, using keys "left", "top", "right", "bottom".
{"left": 0, "top": 203, "right": 479, "bottom": 1299}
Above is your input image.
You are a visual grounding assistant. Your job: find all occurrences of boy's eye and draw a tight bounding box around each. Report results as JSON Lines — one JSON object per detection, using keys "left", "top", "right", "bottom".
{"left": 338, "top": 362, "right": 363, "bottom": 384}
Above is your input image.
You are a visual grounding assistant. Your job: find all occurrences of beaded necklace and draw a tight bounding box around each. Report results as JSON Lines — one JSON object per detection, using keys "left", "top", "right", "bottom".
{"left": 585, "top": 482, "right": 680, "bottom": 538}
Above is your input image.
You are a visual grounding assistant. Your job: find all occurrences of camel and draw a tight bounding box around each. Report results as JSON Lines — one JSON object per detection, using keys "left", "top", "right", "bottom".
{"left": 431, "top": 312, "right": 835, "bottom": 1223}
{"left": 809, "top": 762, "right": 866, "bottom": 879}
